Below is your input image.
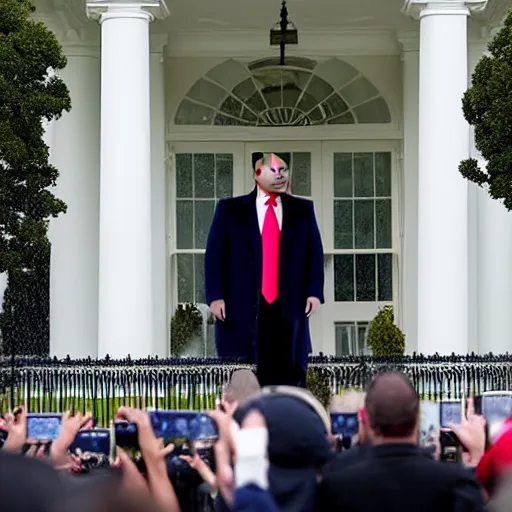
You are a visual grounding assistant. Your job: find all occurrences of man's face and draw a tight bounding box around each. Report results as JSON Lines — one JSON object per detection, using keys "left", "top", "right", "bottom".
{"left": 254, "top": 153, "right": 290, "bottom": 194}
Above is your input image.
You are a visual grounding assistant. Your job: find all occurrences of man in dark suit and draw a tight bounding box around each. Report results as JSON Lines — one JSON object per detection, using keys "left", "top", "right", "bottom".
{"left": 205, "top": 152, "right": 324, "bottom": 387}
{"left": 316, "top": 372, "right": 485, "bottom": 512}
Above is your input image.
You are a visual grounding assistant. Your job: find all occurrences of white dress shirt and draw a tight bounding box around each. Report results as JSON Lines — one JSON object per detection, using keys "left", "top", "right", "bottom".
{"left": 256, "top": 187, "right": 283, "bottom": 233}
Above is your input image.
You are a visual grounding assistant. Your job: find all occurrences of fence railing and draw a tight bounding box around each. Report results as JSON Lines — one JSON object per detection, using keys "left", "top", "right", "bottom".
{"left": 1, "top": 354, "right": 512, "bottom": 424}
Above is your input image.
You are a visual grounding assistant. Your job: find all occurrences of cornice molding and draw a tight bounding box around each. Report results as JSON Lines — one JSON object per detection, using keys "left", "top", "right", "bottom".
{"left": 396, "top": 30, "right": 419, "bottom": 52}
{"left": 166, "top": 29, "right": 402, "bottom": 58}
{"left": 402, "top": 0, "right": 488, "bottom": 20}
{"left": 61, "top": 42, "right": 100, "bottom": 58}
{"left": 86, "top": 1, "right": 170, "bottom": 22}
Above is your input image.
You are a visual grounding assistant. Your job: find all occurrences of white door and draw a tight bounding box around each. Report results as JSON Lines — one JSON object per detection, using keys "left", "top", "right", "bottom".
{"left": 320, "top": 141, "right": 400, "bottom": 356}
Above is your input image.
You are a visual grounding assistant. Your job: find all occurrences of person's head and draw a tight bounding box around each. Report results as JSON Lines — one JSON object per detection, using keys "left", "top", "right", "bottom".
{"left": 223, "top": 369, "right": 261, "bottom": 408}
{"left": 252, "top": 152, "right": 290, "bottom": 194}
{"left": 237, "top": 386, "right": 332, "bottom": 512}
{"left": 330, "top": 391, "right": 367, "bottom": 444}
{"left": 361, "top": 371, "right": 419, "bottom": 445}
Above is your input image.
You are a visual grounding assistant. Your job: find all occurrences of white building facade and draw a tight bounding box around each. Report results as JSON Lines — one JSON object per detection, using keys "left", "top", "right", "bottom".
{"left": 18, "top": 0, "right": 512, "bottom": 359}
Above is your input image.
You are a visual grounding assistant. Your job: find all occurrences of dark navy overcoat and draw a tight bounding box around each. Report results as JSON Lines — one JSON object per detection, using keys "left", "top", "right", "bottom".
{"left": 204, "top": 188, "right": 325, "bottom": 371}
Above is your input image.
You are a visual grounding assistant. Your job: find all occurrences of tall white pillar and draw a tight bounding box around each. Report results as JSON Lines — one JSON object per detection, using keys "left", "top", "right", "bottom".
{"left": 469, "top": 40, "right": 512, "bottom": 355}
{"left": 87, "top": 1, "right": 169, "bottom": 359}
{"left": 49, "top": 47, "right": 101, "bottom": 359}
{"left": 150, "top": 35, "right": 169, "bottom": 357}
{"left": 404, "top": 0, "right": 486, "bottom": 355}
{"left": 398, "top": 34, "right": 420, "bottom": 353}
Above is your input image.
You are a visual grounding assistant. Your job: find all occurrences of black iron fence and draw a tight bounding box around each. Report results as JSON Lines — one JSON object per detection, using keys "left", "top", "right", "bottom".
{"left": 2, "top": 354, "right": 512, "bottom": 422}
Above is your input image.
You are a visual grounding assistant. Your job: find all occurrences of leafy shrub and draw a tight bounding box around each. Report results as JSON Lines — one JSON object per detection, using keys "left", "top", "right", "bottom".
{"left": 170, "top": 303, "right": 203, "bottom": 356}
{"left": 306, "top": 367, "right": 332, "bottom": 409}
{"left": 367, "top": 306, "right": 405, "bottom": 357}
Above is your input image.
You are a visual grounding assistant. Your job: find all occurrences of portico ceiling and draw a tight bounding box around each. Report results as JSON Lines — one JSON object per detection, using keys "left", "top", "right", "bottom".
{"left": 33, "top": 0, "right": 509, "bottom": 40}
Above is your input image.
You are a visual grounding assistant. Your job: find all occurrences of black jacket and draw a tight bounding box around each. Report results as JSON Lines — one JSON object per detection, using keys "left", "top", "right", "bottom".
{"left": 316, "top": 443, "right": 484, "bottom": 512}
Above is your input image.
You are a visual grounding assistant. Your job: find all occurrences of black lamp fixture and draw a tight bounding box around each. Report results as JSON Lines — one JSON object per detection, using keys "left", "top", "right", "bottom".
{"left": 270, "top": 0, "right": 298, "bottom": 66}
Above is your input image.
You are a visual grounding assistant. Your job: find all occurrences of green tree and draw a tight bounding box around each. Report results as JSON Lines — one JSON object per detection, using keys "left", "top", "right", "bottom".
{"left": 459, "top": 13, "right": 512, "bottom": 210}
{"left": 0, "top": 0, "right": 70, "bottom": 356}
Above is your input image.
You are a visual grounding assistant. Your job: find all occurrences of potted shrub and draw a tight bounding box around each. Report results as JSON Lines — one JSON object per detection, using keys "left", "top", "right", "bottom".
{"left": 367, "top": 306, "right": 405, "bottom": 357}
{"left": 170, "top": 303, "right": 203, "bottom": 357}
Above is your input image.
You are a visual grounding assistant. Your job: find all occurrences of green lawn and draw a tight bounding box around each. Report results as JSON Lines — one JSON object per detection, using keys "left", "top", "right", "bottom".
{"left": 0, "top": 389, "right": 219, "bottom": 426}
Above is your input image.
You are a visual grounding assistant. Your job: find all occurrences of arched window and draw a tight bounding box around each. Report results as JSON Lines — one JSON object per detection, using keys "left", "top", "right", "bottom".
{"left": 175, "top": 57, "right": 391, "bottom": 127}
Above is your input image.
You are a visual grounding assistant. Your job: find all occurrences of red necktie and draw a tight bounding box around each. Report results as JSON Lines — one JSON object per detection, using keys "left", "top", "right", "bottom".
{"left": 262, "top": 194, "right": 280, "bottom": 303}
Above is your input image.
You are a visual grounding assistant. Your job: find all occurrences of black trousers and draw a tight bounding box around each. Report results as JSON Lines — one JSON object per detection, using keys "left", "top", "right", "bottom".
{"left": 256, "top": 296, "right": 306, "bottom": 388}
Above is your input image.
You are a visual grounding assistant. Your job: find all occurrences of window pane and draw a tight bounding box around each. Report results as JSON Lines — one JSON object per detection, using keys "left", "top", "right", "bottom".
{"left": 357, "top": 323, "right": 369, "bottom": 354}
{"left": 291, "top": 152, "right": 311, "bottom": 197}
{"left": 334, "top": 200, "right": 353, "bottom": 249}
{"left": 187, "top": 78, "right": 227, "bottom": 108}
{"left": 216, "top": 154, "right": 233, "bottom": 198}
{"left": 354, "top": 200, "right": 374, "bottom": 249}
{"left": 176, "top": 154, "right": 193, "bottom": 198}
{"left": 220, "top": 96, "right": 243, "bottom": 118}
{"left": 375, "top": 152, "right": 392, "bottom": 197}
{"left": 378, "top": 253, "right": 393, "bottom": 301}
{"left": 176, "top": 200, "right": 193, "bottom": 249}
{"left": 335, "top": 323, "right": 355, "bottom": 356}
{"left": 334, "top": 153, "right": 352, "bottom": 198}
{"left": 194, "top": 253, "right": 206, "bottom": 304}
{"left": 334, "top": 255, "right": 354, "bottom": 301}
{"left": 341, "top": 76, "right": 379, "bottom": 107}
{"left": 356, "top": 254, "right": 375, "bottom": 301}
{"left": 177, "top": 254, "right": 193, "bottom": 303}
{"left": 353, "top": 98, "right": 391, "bottom": 124}
{"left": 194, "top": 154, "right": 215, "bottom": 198}
{"left": 175, "top": 99, "right": 215, "bottom": 125}
{"left": 353, "top": 153, "right": 374, "bottom": 197}
{"left": 376, "top": 199, "right": 392, "bottom": 249}
{"left": 194, "top": 200, "right": 215, "bottom": 249}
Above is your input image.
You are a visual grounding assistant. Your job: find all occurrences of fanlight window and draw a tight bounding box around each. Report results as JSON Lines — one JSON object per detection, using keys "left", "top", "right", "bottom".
{"left": 175, "top": 57, "right": 391, "bottom": 127}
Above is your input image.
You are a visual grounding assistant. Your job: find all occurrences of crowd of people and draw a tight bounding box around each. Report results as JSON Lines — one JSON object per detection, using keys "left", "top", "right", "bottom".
{"left": 0, "top": 369, "right": 511, "bottom": 512}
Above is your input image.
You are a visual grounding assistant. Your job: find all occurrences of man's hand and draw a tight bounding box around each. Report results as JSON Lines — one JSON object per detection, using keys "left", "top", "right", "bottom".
{"left": 3, "top": 406, "right": 27, "bottom": 452}
{"left": 447, "top": 397, "right": 486, "bottom": 466}
{"left": 305, "top": 297, "right": 321, "bottom": 317}
{"left": 210, "top": 299, "right": 226, "bottom": 321}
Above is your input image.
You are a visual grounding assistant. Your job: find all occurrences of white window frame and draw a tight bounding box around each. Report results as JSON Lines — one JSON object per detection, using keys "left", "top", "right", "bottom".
{"left": 319, "top": 140, "right": 402, "bottom": 355}
{"left": 167, "top": 142, "right": 246, "bottom": 318}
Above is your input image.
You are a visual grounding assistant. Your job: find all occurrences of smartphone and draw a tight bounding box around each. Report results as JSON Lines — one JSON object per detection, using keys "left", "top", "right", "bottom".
{"left": 69, "top": 426, "right": 115, "bottom": 471}
{"left": 26, "top": 413, "right": 62, "bottom": 441}
{"left": 114, "top": 420, "right": 139, "bottom": 449}
{"left": 481, "top": 391, "right": 512, "bottom": 440}
{"left": 330, "top": 413, "right": 358, "bottom": 438}
{"left": 440, "top": 430, "right": 461, "bottom": 463}
{"left": 439, "top": 400, "right": 462, "bottom": 428}
{"left": 150, "top": 410, "right": 218, "bottom": 446}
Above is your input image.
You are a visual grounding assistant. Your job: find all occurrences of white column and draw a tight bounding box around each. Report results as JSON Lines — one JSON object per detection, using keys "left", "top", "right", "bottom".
{"left": 150, "top": 36, "right": 169, "bottom": 357}
{"left": 48, "top": 47, "right": 100, "bottom": 359}
{"left": 404, "top": 0, "right": 486, "bottom": 355}
{"left": 398, "top": 35, "right": 420, "bottom": 353}
{"left": 87, "top": 1, "right": 169, "bottom": 359}
{"left": 469, "top": 40, "right": 512, "bottom": 355}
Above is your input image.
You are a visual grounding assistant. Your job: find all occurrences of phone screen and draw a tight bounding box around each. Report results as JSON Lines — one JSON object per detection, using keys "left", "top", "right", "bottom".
{"left": 330, "top": 413, "right": 358, "bottom": 438}
{"left": 149, "top": 411, "right": 218, "bottom": 445}
{"left": 482, "top": 393, "right": 512, "bottom": 438}
{"left": 26, "top": 414, "right": 62, "bottom": 441}
{"left": 440, "top": 401, "right": 462, "bottom": 427}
